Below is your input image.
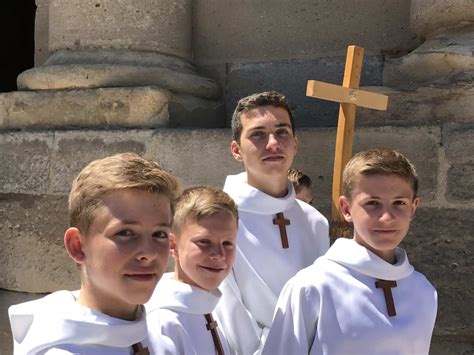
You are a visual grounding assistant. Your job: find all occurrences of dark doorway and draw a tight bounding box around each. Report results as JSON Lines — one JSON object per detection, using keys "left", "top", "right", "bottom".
{"left": 0, "top": 1, "right": 36, "bottom": 92}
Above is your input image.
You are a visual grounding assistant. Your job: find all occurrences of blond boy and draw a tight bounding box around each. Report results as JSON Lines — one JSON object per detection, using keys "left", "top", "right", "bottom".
{"left": 263, "top": 148, "right": 438, "bottom": 355}
{"left": 9, "top": 153, "right": 180, "bottom": 354}
{"left": 146, "top": 187, "right": 238, "bottom": 355}
{"left": 288, "top": 168, "right": 313, "bottom": 205}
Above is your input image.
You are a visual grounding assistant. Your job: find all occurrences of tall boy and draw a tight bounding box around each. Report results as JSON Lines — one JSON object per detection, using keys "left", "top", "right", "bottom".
{"left": 146, "top": 187, "right": 238, "bottom": 355}
{"left": 263, "top": 148, "right": 438, "bottom": 354}
{"left": 215, "top": 91, "right": 329, "bottom": 353}
{"left": 9, "top": 153, "right": 180, "bottom": 354}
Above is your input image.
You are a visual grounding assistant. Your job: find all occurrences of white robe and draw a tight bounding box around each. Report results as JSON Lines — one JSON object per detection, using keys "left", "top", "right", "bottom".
{"left": 8, "top": 290, "right": 155, "bottom": 355}
{"left": 215, "top": 173, "right": 330, "bottom": 354}
{"left": 146, "top": 273, "right": 231, "bottom": 355}
{"left": 262, "top": 238, "right": 438, "bottom": 355}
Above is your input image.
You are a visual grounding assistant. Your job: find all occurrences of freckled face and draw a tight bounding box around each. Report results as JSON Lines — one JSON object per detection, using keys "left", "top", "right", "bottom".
{"left": 340, "top": 175, "right": 419, "bottom": 262}
{"left": 172, "top": 212, "right": 237, "bottom": 291}
{"left": 79, "top": 189, "right": 172, "bottom": 317}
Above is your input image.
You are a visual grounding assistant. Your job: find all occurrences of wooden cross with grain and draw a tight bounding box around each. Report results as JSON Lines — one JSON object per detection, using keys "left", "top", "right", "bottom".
{"left": 306, "top": 45, "right": 389, "bottom": 240}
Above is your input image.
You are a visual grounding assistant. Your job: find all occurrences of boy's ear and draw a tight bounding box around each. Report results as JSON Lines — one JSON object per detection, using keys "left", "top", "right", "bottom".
{"left": 169, "top": 232, "right": 178, "bottom": 259}
{"left": 339, "top": 196, "right": 353, "bottom": 223}
{"left": 230, "top": 141, "right": 243, "bottom": 162}
{"left": 411, "top": 196, "right": 420, "bottom": 220}
{"left": 64, "top": 227, "right": 86, "bottom": 264}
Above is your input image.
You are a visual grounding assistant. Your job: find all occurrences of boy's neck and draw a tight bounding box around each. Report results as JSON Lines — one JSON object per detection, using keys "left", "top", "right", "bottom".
{"left": 77, "top": 287, "right": 139, "bottom": 321}
{"left": 246, "top": 173, "right": 289, "bottom": 198}
{"left": 353, "top": 236, "right": 397, "bottom": 264}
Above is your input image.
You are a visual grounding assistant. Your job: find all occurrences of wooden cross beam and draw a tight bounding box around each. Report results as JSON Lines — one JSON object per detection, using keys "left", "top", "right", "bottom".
{"left": 306, "top": 45, "right": 389, "bottom": 239}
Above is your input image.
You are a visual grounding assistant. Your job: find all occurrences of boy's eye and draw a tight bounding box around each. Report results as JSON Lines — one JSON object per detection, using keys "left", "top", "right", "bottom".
{"left": 276, "top": 128, "right": 289, "bottom": 136}
{"left": 223, "top": 241, "right": 235, "bottom": 248}
{"left": 394, "top": 200, "right": 407, "bottom": 206}
{"left": 366, "top": 200, "right": 380, "bottom": 206}
{"left": 153, "top": 231, "right": 168, "bottom": 239}
{"left": 250, "top": 131, "right": 264, "bottom": 138}
{"left": 196, "top": 239, "right": 210, "bottom": 246}
{"left": 116, "top": 229, "right": 134, "bottom": 237}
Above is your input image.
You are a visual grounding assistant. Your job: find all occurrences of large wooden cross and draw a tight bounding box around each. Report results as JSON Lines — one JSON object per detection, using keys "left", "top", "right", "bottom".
{"left": 306, "top": 45, "right": 389, "bottom": 239}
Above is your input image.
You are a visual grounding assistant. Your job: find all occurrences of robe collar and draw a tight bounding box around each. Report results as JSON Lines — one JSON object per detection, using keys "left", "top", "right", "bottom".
{"left": 147, "top": 273, "right": 221, "bottom": 315}
{"left": 223, "top": 172, "right": 296, "bottom": 214}
{"left": 324, "top": 237, "right": 414, "bottom": 280}
{"left": 9, "top": 290, "right": 147, "bottom": 351}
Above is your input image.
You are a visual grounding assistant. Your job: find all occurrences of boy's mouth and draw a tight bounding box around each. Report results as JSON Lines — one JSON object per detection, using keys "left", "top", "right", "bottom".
{"left": 124, "top": 273, "right": 156, "bottom": 281}
{"left": 199, "top": 265, "right": 225, "bottom": 273}
{"left": 262, "top": 154, "right": 284, "bottom": 162}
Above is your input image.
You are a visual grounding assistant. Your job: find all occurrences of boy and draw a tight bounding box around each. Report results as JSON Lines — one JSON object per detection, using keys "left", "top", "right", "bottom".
{"left": 288, "top": 168, "right": 313, "bottom": 205}
{"left": 215, "top": 91, "right": 329, "bottom": 354}
{"left": 9, "top": 153, "right": 180, "bottom": 354}
{"left": 146, "top": 187, "right": 238, "bottom": 355}
{"left": 263, "top": 148, "right": 438, "bottom": 354}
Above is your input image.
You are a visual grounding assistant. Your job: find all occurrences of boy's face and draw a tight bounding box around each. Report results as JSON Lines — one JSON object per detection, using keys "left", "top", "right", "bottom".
{"left": 73, "top": 189, "right": 172, "bottom": 319}
{"left": 172, "top": 211, "right": 237, "bottom": 291}
{"left": 339, "top": 174, "right": 419, "bottom": 263}
{"left": 231, "top": 105, "right": 298, "bottom": 191}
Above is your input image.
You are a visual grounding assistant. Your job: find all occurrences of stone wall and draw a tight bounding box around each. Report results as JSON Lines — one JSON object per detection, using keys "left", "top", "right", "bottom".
{"left": 1, "top": 0, "right": 473, "bottom": 353}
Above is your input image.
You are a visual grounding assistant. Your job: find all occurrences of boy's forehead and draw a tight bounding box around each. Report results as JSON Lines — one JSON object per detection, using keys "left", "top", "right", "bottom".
{"left": 352, "top": 174, "right": 415, "bottom": 196}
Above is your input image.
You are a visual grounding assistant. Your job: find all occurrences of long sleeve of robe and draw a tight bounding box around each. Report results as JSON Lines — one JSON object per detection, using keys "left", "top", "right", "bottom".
{"left": 215, "top": 172, "right": 329, "bottom": 354}
{"left": 262, "top": 238, "right": 438, "bottom": 355}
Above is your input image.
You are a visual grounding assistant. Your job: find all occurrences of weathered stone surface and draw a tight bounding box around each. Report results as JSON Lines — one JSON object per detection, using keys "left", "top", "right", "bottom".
{"left": 0, "top": 87, "right": 172, "bottom": 130}
{"left": 193, "top": 0, "right": 418, "bottom": 64}
{"left": 0, "top": 194, "right": 79, "bottom": 292}
{"left": 227, "top": 56, "right": 383, "bottom": 127}
{"left": 34, "top": 0, "right": 49, "bottom": 66}
{"left": 402, "top": 208, "right": 474, "bottom": 341}
{"left": 50, "top": 131, "right": 148, "bottom": 193}
{"left": 0, "top": 289, "right": 45, "bottom": 355}
{"left": 46, "top": 49, "right": 195, "bottom": 74}
{"left": 411, "top": 0, "right": 474, "bottom": 38}
{"left": 147, "top": 129, "right": 241, "bottom": 188}
{"left": 49, "top": 0, "right": 192, "bottom": 60}
{"left": 356, "top": 84, "right": 474, "bottom": 127}
{"left": 443, "top": 124, "right": 474, "bottom": 203}
{"left": 430, "top": 340, "right": 474, "bottom": 355}
{"left": 168, "top": 95, "right": 226, "bottom": 128}
{"left": 383, "top": 29, "right": 474, "bottom": 89}
{"left": 17, "top": 65, "right": 220, "bottom": 100}
{"left": 0, "top": 133, "right": 53, "bottom": 194}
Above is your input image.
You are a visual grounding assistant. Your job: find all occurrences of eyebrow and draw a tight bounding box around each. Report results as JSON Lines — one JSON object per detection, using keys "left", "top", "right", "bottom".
{"left": 118, "top": 220, "right": 172, "bottom": 228}
{"left": 248, "top": 123, "right": 292, "bottom": 131}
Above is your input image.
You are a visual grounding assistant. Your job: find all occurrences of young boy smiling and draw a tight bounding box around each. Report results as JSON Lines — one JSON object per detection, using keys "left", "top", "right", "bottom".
{"left": 146, "top": 187, "right": 238, "bottom": 355}
{"left": 9, "top": 153, "right": 180, "bottom": 354}
{"left": 263, "top": 148, "right": 438, "bottom": 355}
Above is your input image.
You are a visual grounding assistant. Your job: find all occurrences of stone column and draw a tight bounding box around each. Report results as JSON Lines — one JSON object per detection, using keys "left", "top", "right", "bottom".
{"left": 383, "top": 0, "right": 474, "bottom": 88}
{"left": 11, "top": 0, "right": 222, "bottom": 129}
{"left": 35, "top": 0, "right": 49, "bottom": 66}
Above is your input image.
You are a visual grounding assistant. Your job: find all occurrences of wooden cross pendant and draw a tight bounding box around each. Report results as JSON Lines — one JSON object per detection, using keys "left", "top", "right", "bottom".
{"left": 375, "top": 279, "right": 398, "bottom": 317}
{"left": 132, "top": 342, "right": 150, "bottom": 355}
{"left": 204, "top": 313, "right": 224, "bottom": 355}
{"left": 273, "top": 212, "right": 290, "bottom": 249}
{"left": 306, "top": 45, "right": 389, "bottom": 240}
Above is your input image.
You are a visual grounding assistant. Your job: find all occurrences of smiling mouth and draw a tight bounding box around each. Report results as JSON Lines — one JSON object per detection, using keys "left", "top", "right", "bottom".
{"left": 200, "top": 266, "right": 225, "bottom": 273}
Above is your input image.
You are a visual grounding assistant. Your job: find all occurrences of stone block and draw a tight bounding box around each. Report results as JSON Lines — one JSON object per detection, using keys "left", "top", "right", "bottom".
{"left": 193, "top": 0, "right": 418, "bottom": 64}
{"left": 0, "top": 133, "right": 53, "bottom": 194}
{"left": 168, "top": 95, "right": 226, "bottom": 128}
{"left": 50, "top": 131, "right": 149, "bottom": 193}
{"left": 147, "top": 129, "right": 241, "bottom": 188}
{"left": 356, "top": 84, "right": 474, "bottom": 127}
{"left": 0, "top": 194, "right": 79, "bottom": 292}
{"left": 17, "top": 65, "right": 220, "bottom": 100}
{"left": 402, "top": 208, "right": 474, "bottom": 341}
{"left": 0, "top": 87, "right": 172, "bottom": 130}
{"left": 34, "top": 0, "right": 49, "bottom": 66}
{"left": 443, "top": 124, "right": 474, "bottom": 203}
{"left": 226, "top": 56, "right": 383, "bottom": 127}
{"left": 0, "top": 289, "right": 46, "bottom": 355}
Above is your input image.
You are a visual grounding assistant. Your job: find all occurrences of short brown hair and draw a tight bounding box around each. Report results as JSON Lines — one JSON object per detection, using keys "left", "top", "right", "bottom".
{"left": 172, "top": 186, "right": 238, "bottom": 236}
{"left": 69, "top": 152, "right": 181, "bottom": 235}
{"left": 342, "top": 148, "right": 418, "bottom": 200}
{"left": 288, "top": 168, "right": 312, "bottom": 194}
{"left": 231, "top": 91, "right": 295, "bottom": 142}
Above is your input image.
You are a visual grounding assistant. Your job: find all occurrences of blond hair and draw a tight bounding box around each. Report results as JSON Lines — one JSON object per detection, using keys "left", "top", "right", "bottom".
{"left": 288, "top": 168, "right": 312, "bottom": 193}
{"left": 69, "top": 152, "right": 181, "bottom": 235}
{"left": 342, "top": 148, "right": 418, "bottom": 200}
{"left": 172, "top": 186, "right": 238, "bottom": 236}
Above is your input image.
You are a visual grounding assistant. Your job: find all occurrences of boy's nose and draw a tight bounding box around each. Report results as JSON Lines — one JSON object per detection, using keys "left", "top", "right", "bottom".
{"left": 266, "top": 134, "right": 279, "bottom": 149}
{"left": 379, "top": 208, "right": 395, "bottom": 221}
{"left": 209, "top": 245, "right": 225, "bottom": 259}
